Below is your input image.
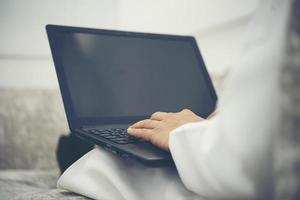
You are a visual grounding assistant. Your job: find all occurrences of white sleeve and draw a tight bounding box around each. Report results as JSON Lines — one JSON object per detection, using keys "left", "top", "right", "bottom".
{"left": 168, "top": 1, "right": 290, "bottom": 198}
{"left": 169, "top": 48, "right": 280, "bottom": 198}
{"left": 169, "top": 52, "right": 282, "bottom": 198}
{"left": 169, "top": 79, "right": 277, "bottom": 199}
{"left": 169, "top": 115, "right": 274, "bottom": 199}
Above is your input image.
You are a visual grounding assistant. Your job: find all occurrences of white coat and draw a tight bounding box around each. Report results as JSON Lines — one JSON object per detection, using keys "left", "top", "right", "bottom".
{"left": 57, "top": 1, "right": 291, "bottom": 199}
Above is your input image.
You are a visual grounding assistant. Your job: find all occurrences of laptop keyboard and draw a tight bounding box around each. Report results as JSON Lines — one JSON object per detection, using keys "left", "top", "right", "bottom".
{"left": 86, "top": 128, "right": 146, "bottom": 144}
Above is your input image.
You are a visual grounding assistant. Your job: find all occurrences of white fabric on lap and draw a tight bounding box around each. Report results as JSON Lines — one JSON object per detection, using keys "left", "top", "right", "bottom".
{"left": 57, "top": 147, "right": 203, "bottom": 200}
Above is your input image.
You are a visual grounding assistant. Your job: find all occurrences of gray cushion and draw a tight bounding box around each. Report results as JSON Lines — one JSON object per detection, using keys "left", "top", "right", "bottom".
{"left": 0, "top": 88, "right": 68, "bottom": 169}
{"left": 0, "top": 170, "right": 88, "bottom": 200}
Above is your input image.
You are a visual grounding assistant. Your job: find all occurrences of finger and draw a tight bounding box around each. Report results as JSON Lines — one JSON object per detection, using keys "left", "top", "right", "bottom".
{"left": 127, "top": 128, "right": 154, "bottom": 141}
{"left": 150, "top": 111, "right": 169, "bottom": 121}
{"left": 130, "top": 119, "right": 161, "bottom": 129}
{"left": 180, "top": 109, "right": 192, "bottom": 114}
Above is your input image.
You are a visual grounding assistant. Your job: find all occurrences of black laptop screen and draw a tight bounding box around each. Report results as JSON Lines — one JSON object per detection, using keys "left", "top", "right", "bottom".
{"left": 49, "top": 27, "right": 216, "bottom": 122}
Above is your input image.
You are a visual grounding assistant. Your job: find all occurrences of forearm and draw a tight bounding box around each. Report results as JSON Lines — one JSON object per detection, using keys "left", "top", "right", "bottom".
{"left": 169, "top": 116, "right": 274, "bottom": 199}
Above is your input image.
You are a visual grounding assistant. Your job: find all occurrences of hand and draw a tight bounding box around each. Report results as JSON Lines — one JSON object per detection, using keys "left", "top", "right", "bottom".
{"left": 127, "top": 109, "right": 205, "bottom": 151}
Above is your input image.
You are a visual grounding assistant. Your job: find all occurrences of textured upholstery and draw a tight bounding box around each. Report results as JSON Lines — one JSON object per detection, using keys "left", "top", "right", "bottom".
{"left": 0, "top": 88, "right": 89, "bottom": 199}
{"left": 0, "top": 88, "right": 68, "bottom": 169}
{"left": 0, "top": 170, "right": 86, "bottom": 200}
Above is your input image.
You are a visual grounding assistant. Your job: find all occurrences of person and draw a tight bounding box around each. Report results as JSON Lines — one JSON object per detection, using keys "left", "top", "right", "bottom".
{"left": 57, "top": 0, "right": 292, "bottom": 199}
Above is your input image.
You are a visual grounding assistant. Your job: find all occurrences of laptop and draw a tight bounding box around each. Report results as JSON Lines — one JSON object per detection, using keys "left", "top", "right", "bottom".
{"left": 46, "top": 25, "right": 217, "bottom": 167}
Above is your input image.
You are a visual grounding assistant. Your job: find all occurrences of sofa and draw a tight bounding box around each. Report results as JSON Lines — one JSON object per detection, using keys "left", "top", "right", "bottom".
{"left": 0, "top": 1, "right": 299, "bottom": 199}
{"left": 0, "top": 88, "right": 92, "bottom": 199}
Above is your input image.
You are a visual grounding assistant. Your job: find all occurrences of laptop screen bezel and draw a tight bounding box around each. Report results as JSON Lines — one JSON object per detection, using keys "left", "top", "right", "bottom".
{"left": 46, "top": 24, "right": 217, "bottom": 129}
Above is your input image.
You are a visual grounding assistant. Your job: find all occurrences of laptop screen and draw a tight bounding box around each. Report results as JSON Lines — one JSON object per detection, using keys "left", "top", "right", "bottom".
{"left": 47, "top": 26, "right": 217, "bottom": 127}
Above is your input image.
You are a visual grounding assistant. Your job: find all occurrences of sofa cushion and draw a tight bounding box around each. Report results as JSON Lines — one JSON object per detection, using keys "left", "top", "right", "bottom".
{"left": 0, "top": 88, "right": 68, "bottom": 169}
{"left": 0, "top": 169, "right": 87, "bottom": 200}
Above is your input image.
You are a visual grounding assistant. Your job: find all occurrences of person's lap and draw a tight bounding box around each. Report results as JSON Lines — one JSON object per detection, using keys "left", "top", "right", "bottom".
{"left": 57, "top": 147, "right": 204, "bottom": 200}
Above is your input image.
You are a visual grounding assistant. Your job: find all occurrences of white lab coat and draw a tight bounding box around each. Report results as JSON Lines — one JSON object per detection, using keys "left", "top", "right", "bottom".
{"left": 57, "top": 1, "right": 291, "bottom": 199}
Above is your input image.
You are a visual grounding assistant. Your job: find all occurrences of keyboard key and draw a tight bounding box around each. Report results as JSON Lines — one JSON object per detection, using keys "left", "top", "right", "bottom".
{"left": 103, "top": 135, "right": 118, "bottom": 139}
{"left": 101, "top": 130, "right": 111, "bottom": 134}
{"left": 88, "top": 129, "right": 101, "bottom": 134}
{"left": 114, "top": 140, "right": 131, "bottom": 144}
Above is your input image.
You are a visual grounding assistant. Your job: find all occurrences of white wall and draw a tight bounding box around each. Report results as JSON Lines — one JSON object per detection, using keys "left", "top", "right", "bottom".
{"left": 0, "top": 0, "right": 259, "bottom": 88}
{"left": 0, "top": 0, "right": 118, "bottom": 88}
{"left": 117, "top": 0, "right": 257, "bottom": 34}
